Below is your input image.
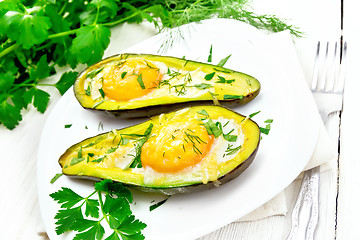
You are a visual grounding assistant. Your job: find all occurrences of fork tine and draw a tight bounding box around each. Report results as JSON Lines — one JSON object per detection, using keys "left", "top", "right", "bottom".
{"left": 318, "top": 41, "right": 330, "bottom": 91}
{"left": 326, "top": 41, "right": 339, "bottom": 92}
{"left": 311, "top": 41, "right": 321, "bottom": 91}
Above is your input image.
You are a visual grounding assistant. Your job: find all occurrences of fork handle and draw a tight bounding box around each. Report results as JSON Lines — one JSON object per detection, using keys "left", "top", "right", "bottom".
{"left": 286, "top": 166, "right": 320, "bottom": 240}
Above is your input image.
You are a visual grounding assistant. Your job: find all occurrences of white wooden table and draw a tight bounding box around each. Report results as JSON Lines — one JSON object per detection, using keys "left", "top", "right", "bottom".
{"left": 2, "top": 0, "right": 360, "bottom": 239}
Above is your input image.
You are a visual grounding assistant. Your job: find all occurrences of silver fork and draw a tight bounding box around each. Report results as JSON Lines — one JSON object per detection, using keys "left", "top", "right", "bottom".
{"left": 286, "top": 40, "right": 347, "bottom": 240}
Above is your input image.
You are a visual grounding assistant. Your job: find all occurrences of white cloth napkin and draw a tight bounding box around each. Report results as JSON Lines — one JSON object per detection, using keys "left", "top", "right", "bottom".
{"left": 236, "top": 31, "right": 338, "bottom": 222}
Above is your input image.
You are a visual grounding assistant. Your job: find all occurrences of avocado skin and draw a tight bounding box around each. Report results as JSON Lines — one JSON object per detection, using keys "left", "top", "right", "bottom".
{"left": 74, "top": 53, "right": 261, "bottom": 118}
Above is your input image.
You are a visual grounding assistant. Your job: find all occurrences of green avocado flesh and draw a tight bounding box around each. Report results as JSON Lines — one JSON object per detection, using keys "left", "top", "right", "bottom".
{"left": 59, "top": 106, "right": 260, "bottom": 195}
{"left": 74, "top": 53, "right": 261, "bottom": 118}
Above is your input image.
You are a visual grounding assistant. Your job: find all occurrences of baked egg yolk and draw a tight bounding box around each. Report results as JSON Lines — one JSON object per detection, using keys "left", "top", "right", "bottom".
{"left": 141, "top": 120, "right": 214, "bottom": 173}
{"left": 102, "top": 59, "right": 161, "bottom": 101}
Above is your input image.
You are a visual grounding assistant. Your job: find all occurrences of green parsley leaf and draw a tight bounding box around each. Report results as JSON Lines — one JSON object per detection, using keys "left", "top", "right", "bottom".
{"left": 265, "top": 119, "right": 273, "bottom": 123}
{"left": 0, "top": 9, "right": 52, "bottom": 49}
{"left": 29, "top": 55, "right": 52, "bottom": 81}
{"left": 71, "top": 25, "right": 111, "bottom": 65}
{"left": 95, "top": 179, "right": 133, "bottom": 202}
{"left": 0, "top": 72, "right": 15, "bottom": 93}
{"left": 260, "top": 127, "right": 270, "bottom": 135}
{"left": 0, "top": 98, "right": 22, "bottom": 130}
{"left": 23, "top": 87, "right": 50, "bottom": 113}
{"left": 55, "top": 71, "right": 78, "bottom": 95}
{"left": 50, "top": 187, "right": 84, "bottom": 209}
{"left": 203, "top": 118, "right": 222, "bottom": 138}
{"left": 53, "top": 206, "right": 83, "bottom": 235}
{"left": 51, "top": 180, "right": 146, "bottom": 238}
{"left": 65, "top": 124, "right": 72, "bottom": 128}
{"left": 73, "top": 221, "right": 105, "bottom": 240}
{"left": 84, "top": 199, "right": 100, "bottom": 218}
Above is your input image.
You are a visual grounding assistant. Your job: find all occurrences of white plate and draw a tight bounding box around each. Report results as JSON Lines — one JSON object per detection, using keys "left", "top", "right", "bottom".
{"left": 37, "top": 19, "right": 319, "bottom": 240}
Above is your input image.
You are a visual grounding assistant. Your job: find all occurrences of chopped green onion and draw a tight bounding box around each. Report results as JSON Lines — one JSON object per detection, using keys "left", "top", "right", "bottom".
{"left": 50, "top": 173, "right": 63, "bottom": 184}
{"left": 223, "top": 95, "right": 244, "bottom": 100}
{"left": 137, "top": 73, "right": 145, "bottom": 89}
{"left": 207, "top": 45, "right": 213, "bottom": 62}
{"left": 204, "top": 72, "right": 215, "bottom": 80}
{"left": 70, "top": 157, "right": 85, "bottom": 166}
{"left": 150, "top": 197, "right": 170, "bottom": 211}
{"left": 99, "top": 88, "right": 105, "bottom": 98}
{"left": 121, "top": 71, "right": 127, "bottom": 79}
{"left": 249, "top": 110, "right": 261, "bottom": 118}
{"left": 217, "top": 54, "right": 231, "bottom": 67}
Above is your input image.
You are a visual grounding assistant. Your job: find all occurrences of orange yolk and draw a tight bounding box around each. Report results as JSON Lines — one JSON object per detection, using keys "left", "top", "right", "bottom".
{"left": 102, "top": 59, "right": 161, "bottom": 101}
{"left": 141, "top": 120, "right": 214, "bottom": 173}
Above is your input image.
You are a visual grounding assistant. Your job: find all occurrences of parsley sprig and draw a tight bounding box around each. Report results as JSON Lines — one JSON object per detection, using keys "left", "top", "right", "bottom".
{"left": 0, "top": 0, "right": 301, "bottom": 130}
{"left": 50, "top": 179, "right": 147, "bottom": 240}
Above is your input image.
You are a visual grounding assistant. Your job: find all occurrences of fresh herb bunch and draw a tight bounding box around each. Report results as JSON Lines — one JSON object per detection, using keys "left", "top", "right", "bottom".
{"left": 50, "top": 179, "right": 147, "bottom": 240}
{"left": 0, "top": 0, "right": 301, "bottom": 130}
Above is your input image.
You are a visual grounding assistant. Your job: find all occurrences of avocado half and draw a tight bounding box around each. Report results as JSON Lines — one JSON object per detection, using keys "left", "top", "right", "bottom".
{"left": 73, "top": 53, "right": 261, "bottom": 118}
{"left": 59, "top": 106, "right": 260, "bottom": 195}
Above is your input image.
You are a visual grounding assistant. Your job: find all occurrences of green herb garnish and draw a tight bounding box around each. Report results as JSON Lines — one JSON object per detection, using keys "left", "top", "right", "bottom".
{"left": 249, "top": 110, "right": 261, "bottom": 118}
{"left": 223, "top": 95, "right": 244, "bottom": 100}
{"left": 121, "top": 71, "right": 127, "bottom": 79}
{"left": 217, "top": 54, "right": 231, "bottom": 67}
{"left": 204, "top": 72, "right": 216, "bottom": 81}
{"left": 207, "top": 45, "right": 213, "bottom": 62}
{"left": 98, "top": 88, "right": 105, "bottom": 98}
{"left": 93, "top": 100, "right": 105, "bottom": 108}
{"left": 216, "top": 76, "right": 235, "bottom": 84}
{"left": 136, "top": 73, "right": 146, "bottom": 89}
{"left": 65, "top": 124, "right": 72, "bottom": 128}
{"left": 50, "top": 179, "right": 146, "bottom": 239}
{"left": 70, "top": 157, "right": 85, "bottom": 166}
{"left": 225, "top": 144, "right": 242, "bottom": 156}
{"left": 50, "top": 173, "right": 63, "bottom": 184}
{"left": 85, "top": 85, "right": 91, "bottom": 96}
{"left": 203, "top": 118, "right": 222, "bottom": 138}
{"left": 87, "top": 68, "right": 104, "bottom": 79}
